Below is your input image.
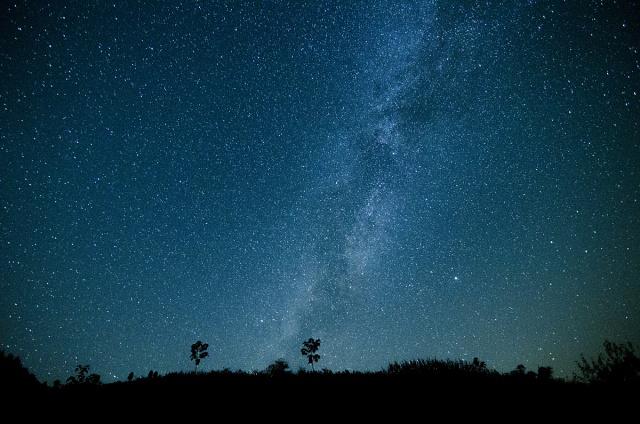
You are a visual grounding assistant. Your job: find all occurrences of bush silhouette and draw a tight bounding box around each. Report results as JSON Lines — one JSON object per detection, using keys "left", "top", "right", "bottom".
{"left": 9, "top": 339, "right": 638, "bottom": 399}
{"left": 66, "top": 364, "right": 101, "bottom": 385}
{"left": 66, "top": 364, "right": 89, "bottom": 384}
{"left": 265, "top": 359, "right": 291, "bottom": 377}
{"left": 576, "top": 340, "right": 640, "bottom": 384}
{"left": 511, "top": 364, "right": 526, "bottom": 377}
{"left": 471, "top": 357, "right": 486, "bottom": 369}
{"left": 537, "top": 366, "right": 553, "bottom": 381}
{"left": 386, "top": 358, "right": 496, "bottom": 381}
{"left": 301, "top": 338, "right": 321, "bottom": 371}
{"left": 190, "top": 340, "right": 209, "bottom": 373}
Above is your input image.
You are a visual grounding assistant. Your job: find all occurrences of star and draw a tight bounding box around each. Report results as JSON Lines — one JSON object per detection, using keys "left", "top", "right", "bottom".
{"left": 1, "top": 0, "right": 638, "bottom": 383}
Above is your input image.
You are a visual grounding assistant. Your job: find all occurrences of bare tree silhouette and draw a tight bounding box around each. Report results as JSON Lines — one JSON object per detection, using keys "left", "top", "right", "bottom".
{"left": 190, "top": 340, "right": 209, "bottom": 373}
{"left": 301, "top": 338, "right": 321, "bottom": 371}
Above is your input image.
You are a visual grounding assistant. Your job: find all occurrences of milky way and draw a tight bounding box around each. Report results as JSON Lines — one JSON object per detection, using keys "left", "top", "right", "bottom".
{"left": 1, "top": 1, "right": 639, "bottom": 382}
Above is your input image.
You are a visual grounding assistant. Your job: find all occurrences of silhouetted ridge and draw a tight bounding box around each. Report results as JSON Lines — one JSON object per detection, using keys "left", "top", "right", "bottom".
{"left": 0, "top": 350, "right": 43, "bottom": 391}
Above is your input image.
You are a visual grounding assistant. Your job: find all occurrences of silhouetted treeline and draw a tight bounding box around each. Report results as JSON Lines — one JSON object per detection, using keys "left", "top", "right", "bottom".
{"left": 1, "top": 340, "right": 638, "bottom": 408}
{"left": 576, "top": 340, "right": 640, "bottom": 385}
{"left": 0, "top": 350, "right": 45, "bottom": 392}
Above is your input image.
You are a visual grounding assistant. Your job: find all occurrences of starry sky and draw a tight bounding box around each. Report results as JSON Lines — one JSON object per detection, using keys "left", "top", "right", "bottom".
{"left": 1, "top": 1, "right": 639, "bottom": 383}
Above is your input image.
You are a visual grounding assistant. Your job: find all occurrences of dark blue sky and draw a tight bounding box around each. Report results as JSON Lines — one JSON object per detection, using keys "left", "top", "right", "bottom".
{"left": 1, "top": 1, "right": 639, "bottom": 383}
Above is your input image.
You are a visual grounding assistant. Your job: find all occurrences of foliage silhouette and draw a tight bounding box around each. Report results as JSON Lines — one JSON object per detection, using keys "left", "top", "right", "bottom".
{"left": 66, "top": 364, "right": 101, "bottom": 385}
{"left": 4, "top": 339, "right": 639, "bottom": 405}
{"left": 471, "top": 357, "right": 487, "bottom": 371}
{"left": 511, "top": 364, "right": 527, "bottom": 376}
{"left": 387, "top": 358, "right": 498, "bottom": 382}
{"left": 0, "top": 350, "right": 42, "bottom": 390}
{"left": 301, "top": 338, "right": 321, "bottom": 371}
{"left": 576, "top": 340, "right": 640, "bottom": 385}
{"left": 190, "top": 340, "right": 209, "bottom": 373}
{"left": 537, "top": 366, "right": 553, "bottom": 381}
{"left": 265, "top": 359, "right": 291, "bottom": 377}
{"left": 66, "top": 364, "right": 89, "bottom": 384}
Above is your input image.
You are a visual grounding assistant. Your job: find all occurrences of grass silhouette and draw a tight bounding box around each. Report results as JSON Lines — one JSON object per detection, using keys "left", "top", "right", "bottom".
{"left": 1, "top": 340, "right": 637, "bottom": 411}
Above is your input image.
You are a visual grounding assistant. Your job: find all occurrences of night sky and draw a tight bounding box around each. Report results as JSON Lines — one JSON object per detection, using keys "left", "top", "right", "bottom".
{"left": 1, "top": 1, "right": 639, "bottom": 383}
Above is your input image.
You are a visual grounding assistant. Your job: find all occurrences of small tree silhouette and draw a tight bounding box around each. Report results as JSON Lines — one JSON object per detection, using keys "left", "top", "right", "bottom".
{"left": 265, "top": 359, "right": 290, "bottom": 377}
{"left": 301, "top": 338, "right": 321, "bottom": 371}
{"left": 190, "top": 340, "right": 209, "bottom": 373}
{"left": 471, "top": 357, "right": 487, "bottom": 372}
{"left": 86, "top": 372, "right": 101, "bottom": 385}
{"left": 66, "top": 364, "right": 101, "bottom": 385}
{"left": 511, "top": 364, "right": 526, "bottom": 377}
{"left": 66, "top": 364, "right": 90, "bottom": 384}
{"left": 537, "top": 366, "right": 553, "bottom": 381}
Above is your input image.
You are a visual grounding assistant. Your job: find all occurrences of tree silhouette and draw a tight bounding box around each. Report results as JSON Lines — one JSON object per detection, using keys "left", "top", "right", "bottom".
{"left": 86, "top": 372, "right": 101, "bottom": 385}
{"left": 510, "top": 364, "right": 526, "bottom": 378}
{"left": 471, "top": 357, "right": 487, "bottom": 372}
{"left": 265, "top": 359, "right": 290, "bottom": 377}
{"left": 190, "top": 340, "right": 209, "bottom": 373}
{"left": 576, "top": 340, "right": 640, "bottom": 384}
{"left": 301, "top": 338, "right": 321, "bottom": 371}
{"left": 537, "top": 366, "right": 553, "bottom": 381}
{"left": 66, "top": 364, "right": 90, "bottom": 384}
{"left": 66, "top": 364, "right": 101, "bottom": 385}
{"left": 0, "top": 350, "right": 41, "bottom": 389}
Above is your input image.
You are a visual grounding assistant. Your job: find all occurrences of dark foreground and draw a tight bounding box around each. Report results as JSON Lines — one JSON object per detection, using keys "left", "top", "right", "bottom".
{"left": 7, "top": 370, "right": 637, "bottom": 419}
{"left": 3, "top": 346, "right": 639, "bottom": 416}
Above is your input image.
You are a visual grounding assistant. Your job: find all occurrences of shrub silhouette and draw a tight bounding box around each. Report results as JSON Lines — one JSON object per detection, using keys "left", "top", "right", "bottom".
{"left": 66, "top": 364, "right": 89, "bottom": 384}
{"left": 301, "top": 338, "right": 321, "bottom": 371}
{"left": 190, "top": 340, "right": 209, "bottom": 373}
{"left": 470, "top": 357, "right": 487, "bottom": 373}
{"left": 537, "top": 366, "right": 553, "bottom": 381}
{"left": 265, "top": 359, "right": 290, "bottom": 377}
{"left": 11, "top": 342, "right": 639, "bottom": 405}
{"left": 511, "top": 364, "right": 526, "bottom": 377}
{"left": 127, "top": 372, "right": 134, "bottom": 382}
{"left": 386, "top": 358, "right": 496, "bottom": 381}
{"left": 66, "top": 364, "right": 101, "bottom": 385}
{"left": 576, "top": 340, "right": 640, "bottom": 384}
